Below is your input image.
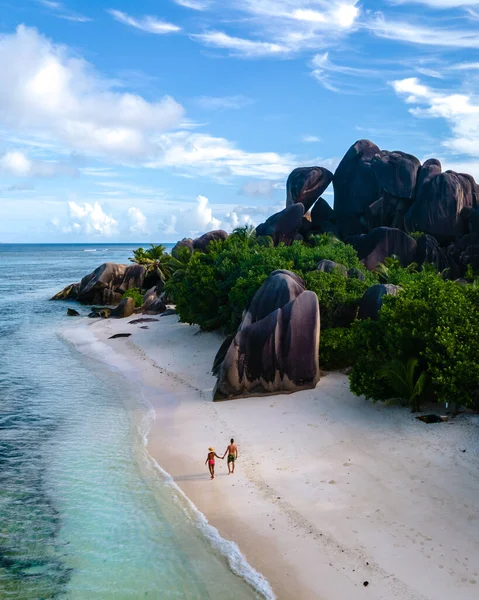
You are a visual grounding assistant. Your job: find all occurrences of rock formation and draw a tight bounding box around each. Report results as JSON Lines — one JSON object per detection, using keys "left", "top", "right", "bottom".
{"left": 110, "top": 297, "right": 135, "bottom": 319}
{"left": 358, "top": 284, "right": 401, "bottom": 321}
{"left": 286, "top": 167, "right": 333, "bottom": 212}
{"left": 213, "top": 271, "right": 320, "bottom": 400}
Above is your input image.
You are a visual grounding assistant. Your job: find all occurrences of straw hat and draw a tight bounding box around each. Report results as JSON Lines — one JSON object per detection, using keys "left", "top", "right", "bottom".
{"left": 209, "top": 447, "right": 215, "bottom": 452}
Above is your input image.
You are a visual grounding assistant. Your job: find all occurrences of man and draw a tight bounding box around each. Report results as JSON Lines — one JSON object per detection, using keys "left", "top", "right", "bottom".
{"left": 223, "top": 438, "right": 238, "bottom": 474}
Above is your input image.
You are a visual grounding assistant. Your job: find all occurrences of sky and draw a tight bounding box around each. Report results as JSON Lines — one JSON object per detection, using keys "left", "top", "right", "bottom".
{"left": 1, "top": 0, "right": 479, "bottom": 242}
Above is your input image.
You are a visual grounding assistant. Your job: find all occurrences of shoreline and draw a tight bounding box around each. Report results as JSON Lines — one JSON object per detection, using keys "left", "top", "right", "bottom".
{"left": 64, "top": 314, "right": 479, "bottom": 600}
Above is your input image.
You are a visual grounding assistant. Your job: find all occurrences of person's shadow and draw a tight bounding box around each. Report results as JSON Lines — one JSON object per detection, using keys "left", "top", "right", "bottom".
{"left": 174, "top": 473, "right": 229, "bottom": 481}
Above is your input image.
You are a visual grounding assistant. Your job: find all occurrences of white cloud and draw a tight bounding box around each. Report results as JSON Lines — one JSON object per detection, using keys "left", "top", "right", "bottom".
{"left": 302, "top": 135, "right": 321, "bottom": 143}
{"left": 191, "top": 31, "right": 288, "bottom": 57}
{"left": 310, "top": 52, "right": 380, "bottom": 92}
{"left": 195, "top": 95, "right": 254, "bottom": 110}
{"left": 173, "top": 0, "right": 211, "bottom": 9}
{"left": 0, "top": 151, "right": 32, "bottom": 176}
{"left": 368, "top": 14, "right": 479, "bottom": 49}
{"left": 108, "top": 10, "right": 181, "bottom": 34}
{"left": 0, "top": 26, "right": 183, "bottom": 161}
{"left": 159, "top": 195, "right": 221, "bottom": 237}
{"left": 239, "top": 180, "right": 282, "bottom": 197}
{"left": 392, "top": 77, "right": 479, "bottom": 156}
{"left": 127, "top": 206, "right": 148, "bottom": 234}
{"left": 395, "top": 0, "right": 479, "bottom": 6}
{"left": 191, "top": 1, "right": 360, "bottom": 57}
{"left": 0, "top": 150, "right": 77, "bottom": 177}
{"left": 58, "top": 201, "right": 119, "bottom": 236}
{"left": 38, "top": 0, "right": 92, "bottom": 23}
{"left": 149, "top": 131, "right": 298, "bottom": 179}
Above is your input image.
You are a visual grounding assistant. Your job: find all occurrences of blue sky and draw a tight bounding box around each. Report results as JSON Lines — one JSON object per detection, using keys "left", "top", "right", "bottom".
{"left": 1, "top": 0, "right": 479, "bottom": 242}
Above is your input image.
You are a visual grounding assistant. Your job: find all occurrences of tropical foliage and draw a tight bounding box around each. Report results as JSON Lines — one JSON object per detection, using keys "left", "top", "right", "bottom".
{"left": 122, "top": 288, "right": 144, "bottom": 307}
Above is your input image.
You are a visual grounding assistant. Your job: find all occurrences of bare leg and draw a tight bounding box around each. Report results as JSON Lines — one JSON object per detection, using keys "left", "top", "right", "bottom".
{"left": 208, "top": 464, "right": 214, "bottom": 479}
{"left": 211, "top": 464, "right": 215, "bottom": 479}
{"left": 228, "top": 459, "right": 232, "bottom": 474}
{"left": 232, "top": 460, "right": 235, "bottom": 474}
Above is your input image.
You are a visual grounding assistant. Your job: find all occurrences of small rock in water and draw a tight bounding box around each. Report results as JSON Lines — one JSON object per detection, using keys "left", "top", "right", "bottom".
{"left": 109, "top": 333, "right": 132, "bottom": 339}
{"left": 67, "top": 308, "right": 80, "bottom": 317}
{"left": 140, "top": 326, "right": 149, "bottom": 329}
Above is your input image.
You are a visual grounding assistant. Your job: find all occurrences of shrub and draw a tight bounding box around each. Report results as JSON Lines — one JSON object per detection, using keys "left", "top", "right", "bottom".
{"left": 122, "top": 288, "right": 144, "bottom": 307}
{"left": 320, "top": 327, "right": 356, "bottom": 370}
{"left": 167, "top": 232, "right": 369, "bottom": 334}
{"left": 304, "top": 270, "right": 370, "bottom": 329}
{"left": 349, "top": 269, "right": 479, "bottom": 408}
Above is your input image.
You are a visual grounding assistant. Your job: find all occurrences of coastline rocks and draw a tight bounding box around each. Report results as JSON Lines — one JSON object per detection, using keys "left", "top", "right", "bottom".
{"left": 213, "top": 291, "right": 320, "bottom": 400}
{"left": 141, "top": 286, "right": 166, "bottom": 315}
{"left": 286, "top": 167, "right": 333, "bottom": 212}
{"left": 67, "top": 308, "right": 80, "bottom": 317}
{"left": 417, "top": 234, "right": 457, "bottom": 276}
{"left": 109, "top": 333, "right": 132, "bottom": 339}
{"left": 241, "top": 270, "right": 306, "bottom": 329}
{"left": 351, "top": 227, "right": 418, "bottom": 270}
{"left": 316, "top": 259, "right": 347, "bottom": 276}
{"left": 110, "top": 297, "right": 135, "bottom": 319}
{"left": 333, "top": 139, "right": 381, "bottom": 237}
{"left": 193, "top": 230, "right": 228, "bottom": 252}
{"left": 118, "top": 264, "right": 146, "bottom": 293}
{"left": 416, "top": 158, "right": 442, "bottom": 191}
{"left": 358, "top": 284, "right": 401, "bottom": 320}
{"left": 51, "top": 283, "right": 79, "bottom": 301}
{"left": 273, "top": 204, "right": 304, "bottom": 245}
{"left": 88, "top": 307, "right": 111, "bottom": 318}
{"left": 405, "top": 171, "right": 478, "bottom": 242}
{"left": 172, "top": 238, "right": 194, "bottom": 257}
{"left": 78, "top": 262, "right": 127, "bottom": 305}
{"left": 371, "top": 150, "right": 420, "bottom": 199}
{"left": 310, "top": 197, "right": 338, "bottom": 236}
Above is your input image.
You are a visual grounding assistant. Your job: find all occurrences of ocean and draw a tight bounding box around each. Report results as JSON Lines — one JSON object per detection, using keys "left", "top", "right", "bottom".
{"left": 0, "top": 244, "right": 268, "bottom": 600}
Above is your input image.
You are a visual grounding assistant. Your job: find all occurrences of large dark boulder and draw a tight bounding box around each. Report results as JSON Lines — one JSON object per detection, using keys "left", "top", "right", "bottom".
{"left": 333, "top": 139, "right": 381, "bottom": 237}
{"left": 110, "top": 297, "right": 135, "bottom": 319}
{"left": 316, "top": 259, "right": 347, "bottom": 276}
{"left": 310, "top": 197, "right": 338, "bottom": 235}
{"left": 286, "top": 167, "right": 333, "bottom": 212}
{"left": 358, "top": 284, "right": 401, "bottom": 320}
{"left": 371, "top": 150, "right": 420, "bottom": 199}
{"left": 405, "top": 171, "right": 478, "bottom": 243}
{"left": 241, "top": 270, "right": 305, "bottom": 329}
{"left": 416, "top": 158, "right": 442, "bottom": 192}
{"left": 172, "top": 238, "right": 194, "bottom": 258}
{"left": 273, "top": 204, "right": 304, "bottom": 245}
{"left": 417, "top": 234, "right": 458, "bottom": 277}
{"left": 118, "top": 264, "right": 146, "bottom": 293}
{"left": 193, "top": 230, "right": 228, "bottom": 252}
{"left": 51, "top": 283, "right": 80, "bottom": 301}
{"left": 76, "top": 262, "right": 127, "bottom": 305}
{"left": 141, "top": 286, "right": 166, "bottom": 315}
{"left": 213, "top": 291, "right": 320, "bottom": 400}
{"left": 450, "top": 233, "right": 479, "bottom": 272}
{"left": 351, "top": 227, "right": 418, "bottom": 270}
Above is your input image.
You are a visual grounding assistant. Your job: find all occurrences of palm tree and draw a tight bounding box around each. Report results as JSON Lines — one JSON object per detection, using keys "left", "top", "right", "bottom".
{"left": 379, "top": 357, "right": 428, "bottom": 412}
{"left": 130, "top": 244, "right": 173, "bottom": 287}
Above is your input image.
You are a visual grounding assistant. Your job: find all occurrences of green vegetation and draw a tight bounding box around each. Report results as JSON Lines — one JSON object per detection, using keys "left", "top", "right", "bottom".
{"left": 122, "top": 287, "right": 143, "bottom": 307}
{"left": 164, "top": 226, "right": 479, "bottom": 411}
{"left": 166, "top": 228, "right": 370, "bottom": 333}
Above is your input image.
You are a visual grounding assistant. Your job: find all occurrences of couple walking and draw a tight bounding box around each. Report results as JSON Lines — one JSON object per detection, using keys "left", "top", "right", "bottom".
{"left": 205, "top": 438, "right": 238, "bottom": 480}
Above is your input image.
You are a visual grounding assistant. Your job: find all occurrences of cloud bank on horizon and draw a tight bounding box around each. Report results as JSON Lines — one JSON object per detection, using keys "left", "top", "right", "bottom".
{"left": 1, "top": 0, "right": 478, "bottom": 242}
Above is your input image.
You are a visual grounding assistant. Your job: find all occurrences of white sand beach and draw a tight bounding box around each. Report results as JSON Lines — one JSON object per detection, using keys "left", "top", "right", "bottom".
{"left": 68, "top": 314, "right": 479, "bottom": 600}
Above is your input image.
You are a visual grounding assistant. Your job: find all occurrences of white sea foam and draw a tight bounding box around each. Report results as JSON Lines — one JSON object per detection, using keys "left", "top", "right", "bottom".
{"left": 61, "top": 323, "right": 276, "bottom": 600}
{"left": 83, "top": 249, "right": 97, "bottom": 252}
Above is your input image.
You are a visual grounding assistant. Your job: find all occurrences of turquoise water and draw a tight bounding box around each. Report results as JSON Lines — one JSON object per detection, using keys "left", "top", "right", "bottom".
{"left": 0, "top": 244, "right": 269, "bottom": 599}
